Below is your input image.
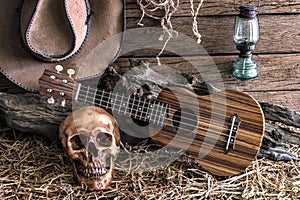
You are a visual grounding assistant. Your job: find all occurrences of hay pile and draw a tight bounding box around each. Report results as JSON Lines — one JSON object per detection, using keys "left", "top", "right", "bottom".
{"left": 0, "top": 128, "right": 299, "bottom": 199}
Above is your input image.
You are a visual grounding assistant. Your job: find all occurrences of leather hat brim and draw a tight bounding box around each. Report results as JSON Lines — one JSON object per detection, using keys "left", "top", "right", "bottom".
{"left": 0, "top": 0, "right": 125, "bottom": 92}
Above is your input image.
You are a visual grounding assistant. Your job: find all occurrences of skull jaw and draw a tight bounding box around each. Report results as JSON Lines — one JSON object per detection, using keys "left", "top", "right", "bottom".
{"left": 72, "top": 161, "right": 115, "bottom": 191}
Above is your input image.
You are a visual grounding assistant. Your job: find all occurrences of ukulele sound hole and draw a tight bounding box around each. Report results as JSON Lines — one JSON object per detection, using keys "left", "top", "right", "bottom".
{"left": 172, "top": 108, "right": 198, "bottom": 133}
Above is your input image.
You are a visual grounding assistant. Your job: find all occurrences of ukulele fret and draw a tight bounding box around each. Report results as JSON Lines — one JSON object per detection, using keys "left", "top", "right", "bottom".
{"left": 118, "top": 94, "right": 125, "bottom": 113}
{"left": 84, "top": 86, "right": 90, "bottom": 102}
{"left": 140, "top": 98, "right": 147, "bottom": 120}
{"left": 148, "top": 103, "right": 154, "bottom": 123}
{"left": 92, "top": 88, "right": 97, "bottom": 105}
{"left": 124, "top": 95, "right": 130, "bottom": 116}
{"left": 146, "top": 100, "right": 152, "bottom": 121}
{"left": 75, "top": 83, "right": 81, "bottom": 101}
{"left": 162, "top": 104, "right": 169, "bottom": 126}
{"left": 106, "top": 91, "right": 112, "bottom": 109}
{"left": 129, "top": 95, "right": 136, "bottom": 116}
{"left": 135, "top": 97, "right": 141, "bottom": 119}
{"left": 153, "top": 104, "right": 159, "bottom": 125}
{"left": 98, "top": 90, "right": 105, "bottom": 107}
{"left": 111, "top": 93, "right": 117, "bottom": 111}
{"left": 159, "top": 103, "right": 166, "bottom": 127}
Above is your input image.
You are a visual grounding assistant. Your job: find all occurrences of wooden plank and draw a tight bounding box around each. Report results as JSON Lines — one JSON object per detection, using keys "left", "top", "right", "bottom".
{"left": 126, "top": 0, "right": 300, "bottom": 17}
{"left": 115, "top": 54, "right": 300, "bottom": 91}
{"left": 126, "top": 14, "right": 300, "bottom": 55}
{"left": 114, "top": 54, "right": 300, "bottom": 111}
{"left": 214, "top": 54, "right": 300, "bottom": 92}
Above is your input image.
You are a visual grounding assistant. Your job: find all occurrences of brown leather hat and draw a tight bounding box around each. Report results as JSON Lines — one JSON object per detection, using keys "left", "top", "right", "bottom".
{"left": 0, "top": 0, "right": 125, "bottom": 92}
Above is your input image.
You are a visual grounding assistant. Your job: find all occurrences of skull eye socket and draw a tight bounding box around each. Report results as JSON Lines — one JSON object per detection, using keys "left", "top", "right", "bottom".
{"left": 70, "top": 135, "right": 85, "bottom": 150}
{"left": 96, "top": 133, "right": 112, "bottom": 147}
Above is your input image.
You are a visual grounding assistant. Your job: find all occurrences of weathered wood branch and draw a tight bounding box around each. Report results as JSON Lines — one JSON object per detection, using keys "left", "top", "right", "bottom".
{"left": 0, "top": 93, "right": 71, "bottom": 141}
{"left": 259, "top": 101, "right": 300, "bottom": 128}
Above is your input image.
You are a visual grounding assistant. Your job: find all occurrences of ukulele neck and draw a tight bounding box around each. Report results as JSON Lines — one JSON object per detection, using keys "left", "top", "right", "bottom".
{"left": 74, "top": 83, "right": 169, "bottom": 126}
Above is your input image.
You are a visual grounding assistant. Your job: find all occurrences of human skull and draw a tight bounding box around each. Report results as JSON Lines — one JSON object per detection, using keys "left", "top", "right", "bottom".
{"left": 59, "top": 106, "right": 120, "bottom": 191}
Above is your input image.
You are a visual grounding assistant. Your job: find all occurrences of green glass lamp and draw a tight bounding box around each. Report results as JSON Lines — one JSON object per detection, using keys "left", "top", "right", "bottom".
{"left": 233, "top": 5, "right": 259, "bottom": 80}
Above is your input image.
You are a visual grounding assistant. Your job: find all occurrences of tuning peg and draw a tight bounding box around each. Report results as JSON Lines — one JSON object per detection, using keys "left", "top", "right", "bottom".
{"left": 55, "top": 65, "right": 64, "bottom": 74}
{"left": 47, "top": 97, "right": 55, "bottom": 104}
{"left": 67, "top": 68, "right": 75, "bottom": 78}
{"left": 61, "top": 99, "right": 66, "bottom": 107}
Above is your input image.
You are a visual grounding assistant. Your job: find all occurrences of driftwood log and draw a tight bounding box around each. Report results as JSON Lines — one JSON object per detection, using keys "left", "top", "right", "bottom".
{"left": 0, "top": 63, "right": 299, "bottom": 162}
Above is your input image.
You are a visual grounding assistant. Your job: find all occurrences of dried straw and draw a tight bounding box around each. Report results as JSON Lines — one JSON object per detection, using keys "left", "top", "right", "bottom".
{"left": 0, "top": 128, "right": 299, "bottom": 199}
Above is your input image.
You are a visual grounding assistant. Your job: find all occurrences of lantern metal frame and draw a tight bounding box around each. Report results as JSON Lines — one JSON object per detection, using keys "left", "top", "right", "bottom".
{"left": 232, "top": 1, "right": 260, "bottom": 80}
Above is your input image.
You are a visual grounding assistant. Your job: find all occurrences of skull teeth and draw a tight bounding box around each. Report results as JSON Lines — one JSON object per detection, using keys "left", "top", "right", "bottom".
{"left": 74, "top": 160, "right": 110, "bottom": 179}
{"left": 80, "top": 167, "right": 108, "bottom": 179}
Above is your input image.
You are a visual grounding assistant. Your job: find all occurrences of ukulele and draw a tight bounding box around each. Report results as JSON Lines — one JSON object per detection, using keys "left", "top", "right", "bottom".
{"left": 39, "top": 68, "right": 265, "bottom": 176}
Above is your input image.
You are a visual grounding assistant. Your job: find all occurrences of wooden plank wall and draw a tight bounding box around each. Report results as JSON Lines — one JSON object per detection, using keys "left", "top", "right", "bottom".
{"left": 0, "top": 0, "right": 299, "bottom": 111}
{"left": 121, "top": 0, "right": 300, "bottom": 111}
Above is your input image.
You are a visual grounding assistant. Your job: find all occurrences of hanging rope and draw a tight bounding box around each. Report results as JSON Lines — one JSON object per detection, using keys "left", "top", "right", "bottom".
{"left": 137, "top": 0, "right": 179, "bottom": 29}
{"left": 137, "top": 0, "right": 204, "bottom": 64}
{"left": 137, "top": 0, "right": 179, "bottom": 65}
{"left": 190, "top": 0, "right": 204, "bottom": 44}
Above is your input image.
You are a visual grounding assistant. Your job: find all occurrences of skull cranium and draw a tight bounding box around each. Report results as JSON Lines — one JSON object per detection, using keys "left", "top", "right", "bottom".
{"left": 59, "top": 106, "right": 120, "bottom": 191}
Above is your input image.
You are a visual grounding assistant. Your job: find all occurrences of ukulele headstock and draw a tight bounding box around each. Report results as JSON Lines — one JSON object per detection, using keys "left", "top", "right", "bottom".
{"left": 38, "top": 65, "right": 76, "bottom": 107}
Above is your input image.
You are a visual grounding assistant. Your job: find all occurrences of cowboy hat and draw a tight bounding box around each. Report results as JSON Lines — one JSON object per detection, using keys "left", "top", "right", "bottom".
{"left": 0, "top": 0, "right": 125, "bottom": 92}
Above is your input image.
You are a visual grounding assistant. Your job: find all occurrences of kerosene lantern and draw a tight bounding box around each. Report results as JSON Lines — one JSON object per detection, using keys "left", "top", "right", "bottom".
{"left": 233, "top": 5, "right": 259, "bottom": 80}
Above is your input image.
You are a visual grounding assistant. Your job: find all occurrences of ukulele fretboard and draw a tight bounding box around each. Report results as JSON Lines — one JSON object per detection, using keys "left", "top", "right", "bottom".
{"left": 75, "top": 83, "right": 169, "bottom": 126}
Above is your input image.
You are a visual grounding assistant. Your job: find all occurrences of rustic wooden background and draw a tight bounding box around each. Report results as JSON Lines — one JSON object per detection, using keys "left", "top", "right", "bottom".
{"left": 0, "top": 0, "right": 299, "bottom": 111}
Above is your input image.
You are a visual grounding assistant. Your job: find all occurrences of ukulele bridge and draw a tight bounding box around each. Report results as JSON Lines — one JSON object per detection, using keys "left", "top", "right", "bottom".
{"left": 225, "top": 114, "right": 241, "bottom": 153}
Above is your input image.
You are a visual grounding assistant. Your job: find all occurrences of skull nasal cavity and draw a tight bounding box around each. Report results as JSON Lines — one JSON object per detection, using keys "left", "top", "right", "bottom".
{"left": 87, "top": 142, "right": 98, "bottom": 158}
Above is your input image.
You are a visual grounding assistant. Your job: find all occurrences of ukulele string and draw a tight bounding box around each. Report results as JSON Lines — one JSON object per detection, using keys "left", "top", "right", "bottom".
{"left": 76, "top": 87, "right": 236, "bottom": 144}
{"left": 76, "top": 85, "right": 234, "bottom": 135}
{"left": 77, "top": 84, "right": 233, "bottom": 128}
{"left": 77, "top": 93, "right": 233, "bottom": 145}
{"left": 76, "top": 85, "right": 231, "bottom": 128}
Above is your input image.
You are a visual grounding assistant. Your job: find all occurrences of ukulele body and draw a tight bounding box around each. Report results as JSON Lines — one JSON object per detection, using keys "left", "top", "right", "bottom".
{"left": 150, "top": 87, "right": 265, "bottom": 176}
